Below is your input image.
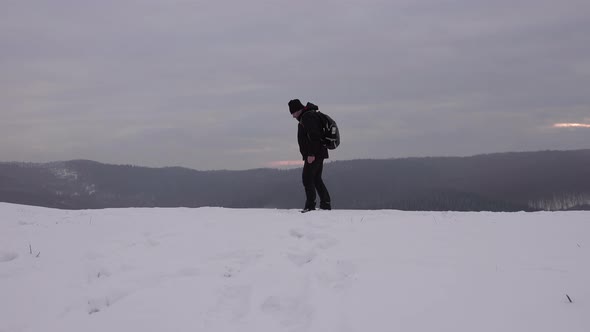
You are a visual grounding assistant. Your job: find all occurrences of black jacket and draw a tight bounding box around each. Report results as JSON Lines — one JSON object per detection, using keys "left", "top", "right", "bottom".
{"left": 297, "top": 109, "right": 329, "bottom": 160}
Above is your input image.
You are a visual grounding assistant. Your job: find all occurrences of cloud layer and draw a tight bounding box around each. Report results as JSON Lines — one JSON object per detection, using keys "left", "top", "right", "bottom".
{"left": 2, "top": 0, "right": 589, "bottom": 169}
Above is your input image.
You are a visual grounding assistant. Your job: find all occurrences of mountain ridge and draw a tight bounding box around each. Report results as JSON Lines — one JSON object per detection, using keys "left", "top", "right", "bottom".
{"left": 1, "top": 149, "right": 589, "bottom": 211}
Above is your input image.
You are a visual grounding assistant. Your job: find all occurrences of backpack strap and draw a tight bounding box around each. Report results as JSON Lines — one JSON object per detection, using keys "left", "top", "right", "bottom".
{"left": 298, "top": 109, "right": 315, "bottom": 126}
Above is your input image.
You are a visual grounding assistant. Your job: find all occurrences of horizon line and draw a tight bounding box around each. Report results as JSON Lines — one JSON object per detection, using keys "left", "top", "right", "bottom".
{"left": 1, "top": 148, "right": 589, "bottom": 172}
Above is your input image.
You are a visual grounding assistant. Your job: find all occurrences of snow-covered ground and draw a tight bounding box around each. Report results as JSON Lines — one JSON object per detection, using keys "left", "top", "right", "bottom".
{"left": 1, "top": 203, "right": 588, "bottom": 332}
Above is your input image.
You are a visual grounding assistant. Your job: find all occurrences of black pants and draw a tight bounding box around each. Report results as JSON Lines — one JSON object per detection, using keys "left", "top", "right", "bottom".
{"left": 302, "top": 158, "right": 331, "bottom": 209}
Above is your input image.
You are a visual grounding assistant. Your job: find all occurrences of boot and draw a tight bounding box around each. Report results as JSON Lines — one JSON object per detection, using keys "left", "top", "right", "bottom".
{"left": 302, "top": 201, "right": 316, "bottom": 213}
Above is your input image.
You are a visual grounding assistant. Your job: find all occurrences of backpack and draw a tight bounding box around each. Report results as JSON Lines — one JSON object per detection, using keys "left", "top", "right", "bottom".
{"left": 301, "top": 102, "right": 340, "bottom": 150}
{"left": 316, "top": 111, "right": 340, "bottom": 150}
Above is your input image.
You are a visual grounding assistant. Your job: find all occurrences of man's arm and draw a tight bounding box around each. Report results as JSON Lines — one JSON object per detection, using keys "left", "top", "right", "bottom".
{"left": 301, "top": 112, "right": 324, "bottom": 162}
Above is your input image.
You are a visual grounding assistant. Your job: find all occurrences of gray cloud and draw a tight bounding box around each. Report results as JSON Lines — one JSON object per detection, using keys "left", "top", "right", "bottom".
{"left": 2, "top": 0, "right": 589, "bottom": 170}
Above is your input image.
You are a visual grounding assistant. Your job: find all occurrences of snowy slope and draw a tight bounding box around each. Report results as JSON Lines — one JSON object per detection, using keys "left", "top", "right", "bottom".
{"left": 1, "top": 203, "right": 588, "bottom": 332}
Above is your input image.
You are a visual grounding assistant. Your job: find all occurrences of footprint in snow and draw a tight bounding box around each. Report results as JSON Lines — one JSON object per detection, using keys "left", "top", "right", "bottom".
{"left": 0, "top": 251, "right": 18, "bottom": 263}
{"left": 315, "top": 259, "right": 358, "bottom": 290}
{"left": 210, "top": 250, "right": 263, "bottom": 278}
{"left": 206, "top": 285, "right": 252, "bottom": 323}
{"left": 287, "top": 251, "right": 317, "bottom": 267}
{"left": 87, "top": 267, "right": 112, "bottom": 283}
{"left": 289, "top": 228, "right": 339, "bottom": 250}
{"left": 142, "top": 232, "right": 161, "bottom": 247}
{"left": 87, "top": 289, "right": 129, "bottom": 315}
{"left": 260, "top": 295, "right": 314, "bottom": 330}
{"left": 176, "top": 267, "right": 200, "bottom": 277}
{"left": 289, "top": 229, "right": 305, "bottom": 239}
{"left": 145, "top": 238, "right": 161, "bottom": 247}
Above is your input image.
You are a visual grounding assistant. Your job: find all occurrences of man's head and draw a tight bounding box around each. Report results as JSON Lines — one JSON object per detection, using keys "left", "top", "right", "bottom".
{"left": 288, "top": 99, "right": 305, "bottom": 118}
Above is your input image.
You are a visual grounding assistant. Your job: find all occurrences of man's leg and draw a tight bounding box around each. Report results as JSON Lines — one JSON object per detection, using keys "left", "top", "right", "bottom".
{"left": 302, "top": 159, "right": 320, "bottom": 210}
{"left": 314, "top": 159, "right": 331, "bottom": 209}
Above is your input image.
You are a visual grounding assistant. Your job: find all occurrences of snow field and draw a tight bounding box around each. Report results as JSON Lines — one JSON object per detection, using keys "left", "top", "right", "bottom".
{"left": 1, "top": 203, "right": 588, "bottom": 332}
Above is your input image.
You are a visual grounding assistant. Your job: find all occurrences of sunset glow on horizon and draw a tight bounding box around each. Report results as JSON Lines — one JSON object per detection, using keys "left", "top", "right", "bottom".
{"left": 268, "top": 160, "right": 304, "bottom": 168}
{"left": 553, "top": 123, "right": 590, "bottom": 128}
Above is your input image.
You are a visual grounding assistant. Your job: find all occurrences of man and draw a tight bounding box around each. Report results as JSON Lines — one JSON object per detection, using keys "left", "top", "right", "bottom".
{"left": 288, "top": 99, "right": 331, "bottom": 212}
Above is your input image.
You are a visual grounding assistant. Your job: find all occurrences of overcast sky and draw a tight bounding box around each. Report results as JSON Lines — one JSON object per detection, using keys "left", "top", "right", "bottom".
{"left": 2, "top": 0, "right": 590, "bottom": 170}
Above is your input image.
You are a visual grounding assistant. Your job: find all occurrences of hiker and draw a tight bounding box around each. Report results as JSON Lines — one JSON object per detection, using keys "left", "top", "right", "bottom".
{"left": 288, "top": 99, "right": 331, "bottom": 212}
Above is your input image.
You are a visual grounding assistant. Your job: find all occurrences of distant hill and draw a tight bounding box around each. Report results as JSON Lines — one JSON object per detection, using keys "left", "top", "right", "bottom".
{"left": 1, "top": 149, "right": 590, "bottom": 211}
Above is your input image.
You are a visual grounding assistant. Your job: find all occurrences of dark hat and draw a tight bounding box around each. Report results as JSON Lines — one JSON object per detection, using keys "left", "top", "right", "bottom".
{"left": 288, "top": 99, "right": 305, "bottom": 114}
